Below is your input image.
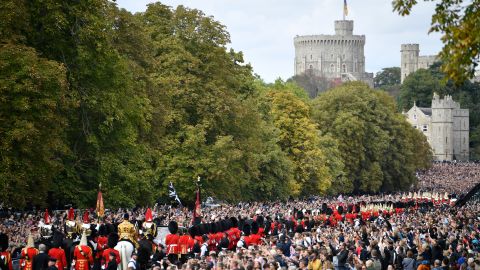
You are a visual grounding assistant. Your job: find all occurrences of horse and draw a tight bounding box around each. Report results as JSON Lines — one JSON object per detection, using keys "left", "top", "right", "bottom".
{"left": 115, "top": 240, "right": 135, "bottom": 270}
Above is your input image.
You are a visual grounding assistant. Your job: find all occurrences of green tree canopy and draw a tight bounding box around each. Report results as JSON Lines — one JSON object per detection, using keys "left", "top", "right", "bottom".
{"left": 312, "top": 82, "right": 431, "bottom": 193}
{"left": 374, "top": 67, "right": 401, "bottom": 88}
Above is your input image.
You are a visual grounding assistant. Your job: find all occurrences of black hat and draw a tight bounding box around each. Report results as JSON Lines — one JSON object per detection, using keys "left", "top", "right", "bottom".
{"left": 168, "top": 221, "right": 178, "bottom": 234}
{"left": 230, "top": 217, "right": 238, "bottom": 228}
{"left": 337, "top": 205, "right": 344, "bottom": 215}
{"left": 123, "top": 213, "right": 129, "bottom": 220}
{"left": 108, "top": 233, "right": 119, "bottom": 248}
{"left": 251, "top": 221, "right": 259, "bottom": 234}
{"left": 52, "top": 232, "right": 63, "bottom": 248}
{"left": 98, "top": 224, "right": 107, "bottom": 236}
{"left": 243, "top": 223, "right": 251, "bottom": 236}
{"left": 256, "top": 216, "right": 265, "bottom": 227}
{"left": 0, "top": 233, "right": 8, "bottom": 252}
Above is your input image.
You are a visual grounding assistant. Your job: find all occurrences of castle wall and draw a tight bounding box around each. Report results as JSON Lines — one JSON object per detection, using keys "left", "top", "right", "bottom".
{"left": 453, "top": 109, "right": 469, "bottom": 160}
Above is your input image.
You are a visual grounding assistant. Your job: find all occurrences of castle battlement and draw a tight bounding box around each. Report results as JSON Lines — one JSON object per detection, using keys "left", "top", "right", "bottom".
{"left": 401, "top": 44, "right": 419, "bottom": 51}
{"left": 401, "top": 44, "right": 439, "bottom": 83}
{"left": 293, "top": 19, "right": 373, "bottom": 88}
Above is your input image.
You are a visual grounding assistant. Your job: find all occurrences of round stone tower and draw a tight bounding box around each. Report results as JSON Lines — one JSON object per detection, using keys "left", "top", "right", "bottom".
{"left": 293, "top": 20, "right": 372, "bottom": 87}
{"left": 400, "top": 44, "right": 419, "bottom": 83}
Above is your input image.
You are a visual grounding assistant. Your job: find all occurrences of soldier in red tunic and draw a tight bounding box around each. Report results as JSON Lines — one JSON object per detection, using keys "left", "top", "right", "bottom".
{"left": 72, "top": 232, "right": 94, "bottom": 270}
{"left": 94, "top": 225, "right": 108, "bottom": 270}
{"left": 48, "top": 234, "right": 67, "bottom": 270}
{"left": 165, "top": 221, "right": 179, "bottom": 264}
{"left": 177, "top": 230, "right": 190, "bottom": 263}
{"left": 227, "top": 217, "right": 240, "bottom": 250}
{"left": 20, "top": 234, "right": 38, "bottom": 270}
{"left": 248, "top": 222, "right": 262, "bottom": 246}
{"left": 102, "top": 233, "right": 120, "bottom": 269}
{"left": 0, "top": 233, "right": 12, "bottom": 270}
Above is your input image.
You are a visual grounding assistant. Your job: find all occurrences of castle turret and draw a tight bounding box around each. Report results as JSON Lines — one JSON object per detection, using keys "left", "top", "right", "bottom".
{"left": 400, "top": 44, "right": 419, "bottom": 83}
{"left": 431, "top": 93, "right": 455, "bottom": 161}
{"left": 334, "top": 20, "right": 353, "bottom": 36}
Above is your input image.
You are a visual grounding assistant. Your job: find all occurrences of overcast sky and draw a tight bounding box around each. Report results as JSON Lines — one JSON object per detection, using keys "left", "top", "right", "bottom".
{"left": 115, "top": 0, "right": 443, "bottom": 82}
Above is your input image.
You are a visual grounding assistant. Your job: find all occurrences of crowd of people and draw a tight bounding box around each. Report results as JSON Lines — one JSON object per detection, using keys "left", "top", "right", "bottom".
{"left": 416, "top": 161, "right": 480, "bottom": 195}
{"left": 0, "top": 163, "right": 479, "bottom": 270}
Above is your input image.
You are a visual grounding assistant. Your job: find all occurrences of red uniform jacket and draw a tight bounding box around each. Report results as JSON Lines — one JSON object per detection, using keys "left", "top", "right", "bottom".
{"left": 248, "top": 234, "right": 262, "bottom": 246}
{"left": 102, "top": 248, "right": 120, "bottom": 267}
{"left": 227, "top": 228, "right": 240, "bottom": 250}
{"left": 207, "top": 233, "right": 217, "bottom": 252}
{"left": 73, "top": 245, "right": 93, "bottom": 270}
{"left": 165, "top": 234, "right": 180, "bottom": 255}
{"left": 178, "top": 235, "right": 190, "bottom": 255}
{"left": 48, "top": 248, "right": 67, "bottom": 270}
{"left": 257, "top": 228, "right": 265, "bottom": 238}
{"left": 20, "top": 247, "right": 39, "bottom": 270}
{"left": 0, "top": 251, "right": 13, "bottom": 270}
{"left": 194, "top": 236, "right": 203, "bottom": 245}
{"left": 95, "top": 236, "right": 108, "bottom": 259}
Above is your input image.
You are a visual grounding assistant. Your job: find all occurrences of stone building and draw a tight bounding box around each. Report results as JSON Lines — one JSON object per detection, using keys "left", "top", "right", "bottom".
{"left": 404, "top": 93, "right": 469, "bottom": 161}
{"left": 294, "top": 20, "right": 373, "bottom": 87}
{"left": 400, "top": 44, "right": 437, "bottom": 83}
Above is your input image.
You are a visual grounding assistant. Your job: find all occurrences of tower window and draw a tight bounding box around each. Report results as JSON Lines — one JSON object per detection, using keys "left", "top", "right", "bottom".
{"left": 330, "top": 64, "right": 335, "bottom": 73}
{"left": 309, "top": 65, "right": 313, "bottom": 69}
{"left": 342, "top": 64, "right": 346, "bottom": 73}
{"left": 310, "top": 55, "right": 313, "bottom": 59}
{"left": 413, "top": 114, "right": 417, "bottom": 120}
{"left": 422, "top": 125, "right": 428, "bottom": 132}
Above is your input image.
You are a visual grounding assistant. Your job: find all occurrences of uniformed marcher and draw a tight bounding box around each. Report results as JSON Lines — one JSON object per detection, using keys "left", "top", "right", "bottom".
{"left": 117, "top": 214, "right": 138, "bottom": 248}
{"left": 0, "top": 233, "right": 13, "bottom": 270}
{"left": 20, "top": 234, "right": 39, "bottom": 270}
{"left": 72, "top": 232, "right": 93, "bottom": 270}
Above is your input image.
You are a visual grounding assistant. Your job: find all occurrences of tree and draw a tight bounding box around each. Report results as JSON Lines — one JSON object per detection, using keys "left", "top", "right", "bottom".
{"left": 0, "top": 44, "right": 71, "bottom": 208}
{"left": 263, "top": 86, "right": 332, "bottom": 196}
{"left": 393, "top": 0, "right": 480, "bottom": 83}
{"left": 374, "top": 67, "right": 401, "bottom": 88}
{"left": 312, "top": 82, "right": 431, "bottom": 193}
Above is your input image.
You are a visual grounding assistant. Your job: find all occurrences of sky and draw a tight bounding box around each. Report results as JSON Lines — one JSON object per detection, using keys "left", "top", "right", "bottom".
{"left": 115, "top": 0, "right": 443, "bottom": 83}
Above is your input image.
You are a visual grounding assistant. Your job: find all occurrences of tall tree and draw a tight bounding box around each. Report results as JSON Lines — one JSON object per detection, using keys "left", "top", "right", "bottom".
{"left": 374, "top": 67, "right": 401, "bottom": 88}
{"left": 0, "top": 44, "right": 71, "bottom": 207}
{"left": 312, "top": 82, "right": 431, "bottom": 193}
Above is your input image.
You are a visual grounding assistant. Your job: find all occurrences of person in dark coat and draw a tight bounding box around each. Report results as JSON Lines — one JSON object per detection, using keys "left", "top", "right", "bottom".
{"left": 106, "top": 252, "right": 118, "bottom": 270}
{"left": 47, "top": 257, "right": 58, "bottom": 270}
{"left": 33, "top": 244, "right": 49, "bottom": 270}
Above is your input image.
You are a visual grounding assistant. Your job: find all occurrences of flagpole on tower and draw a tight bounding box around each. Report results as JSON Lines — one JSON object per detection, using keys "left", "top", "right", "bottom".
{"left": 343, "top": 0, "right": 348, "bottom": 20}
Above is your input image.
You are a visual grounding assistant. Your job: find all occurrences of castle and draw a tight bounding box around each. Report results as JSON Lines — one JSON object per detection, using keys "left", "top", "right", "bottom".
{"left": 293, "top": 20, "right": 374, "bottom": 87}
{"left": 400, "top": 44, "right": 437, "bottom": 83}
{"left": 404, "top": 93, "right": 469, "bottom": 161}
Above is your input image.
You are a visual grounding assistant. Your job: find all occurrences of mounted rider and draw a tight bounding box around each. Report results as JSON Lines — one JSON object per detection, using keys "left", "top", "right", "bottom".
{"left": 141, "top": 208, "right": 157, "bottom": 239}
{"left": 65, "top": 208, "right": 80, "bottom": 239}
{"left": 118, "top": 213, "right": 138, "bottom": 248}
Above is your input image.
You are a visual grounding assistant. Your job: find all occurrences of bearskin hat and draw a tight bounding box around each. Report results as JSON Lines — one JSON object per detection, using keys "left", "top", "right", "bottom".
{"left": 251, "top": 221, "right": 259, "bottom": 234}
{"left": 243, "top": 223, "right": 251, "bottom": 236}
{"left": 230, "top": 217, "right": 238, "bottom": 228}
{"left": 188, "top": 226, "right": 197, "bottom": 237}
{"left": 321, "top": 203, "right": 328, "bottom": 213}
{"left": 107, "top": 233, "right": 119, "bottom": 248}
{"left": 326, "top": 207, "right": 333, "bottom": 216}
{"left": 168, "top": 221, "right": 178, "bottom": 234}
{"left": 337, "top": 205, "right": 344, "bottom": 215}
{"left": 256, "top": 216, "right": 264, "bottom": 227}
{"left": 221, "top": 220, "right": 229, "bottom": 232}
{"left": 347, "top": 204, "right": 353, "bottom": 213}
{"left": 52, "top": 232, "right": 63, "bottom": 248}
{"left": 0, "top": 233, "right": 8, "bottom": 252}
{"left": 98, "top": 224, "right": 107, "bottom": 236}
{"left": 296, "top": 210, "right": 304, "bottom": 220}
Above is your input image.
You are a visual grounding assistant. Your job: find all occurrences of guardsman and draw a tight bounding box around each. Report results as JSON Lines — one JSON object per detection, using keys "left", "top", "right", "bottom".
{"left": 177, "top": 230, "right": 190, "bottom": 263}
{"left": 47, "top": 234, "right": 67, "bottom": 270}
{"left": 72, "top": 232, "right": 93, "bottom": 270}
{"left": 20, "top": 234, "right": 39, "bottom": 270}
{"left": 165, "top": 221, "right": 179, "bottom": 264}
{"left": 0, "top": 233, "right": 13, "bottom": 270}
{"left": 118, "top": 213, "right": 138, "bottom": 248}
{"left": 94, "top": 224, "right": 108, "bottom": 270}
{"left": 65, "top": 208, "right": 79, "bottom": 239}
{"left": 101, "top": 234, "right": 120, "bottom": 269}
{"left": 141, "top": 208, "right": 157, "bottom": 238}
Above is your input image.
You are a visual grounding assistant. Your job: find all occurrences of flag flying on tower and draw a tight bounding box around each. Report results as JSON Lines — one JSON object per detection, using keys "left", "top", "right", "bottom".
{"left": 168, "top": 181, "right": 182, "bottom": 205}
{"left": 344, "top": 0, "right": 348, "bottom": 18}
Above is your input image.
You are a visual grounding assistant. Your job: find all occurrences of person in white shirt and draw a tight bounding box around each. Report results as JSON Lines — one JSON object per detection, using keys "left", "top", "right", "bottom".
{"left": 127, "top": 252, "right": 138, "bottom": 270}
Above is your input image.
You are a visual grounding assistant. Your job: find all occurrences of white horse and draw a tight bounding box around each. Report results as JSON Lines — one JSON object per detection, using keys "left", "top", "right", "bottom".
{"left": 115, "top": 240, "right": 135, "bottom": 270}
